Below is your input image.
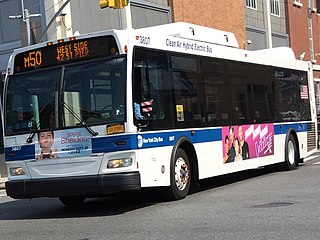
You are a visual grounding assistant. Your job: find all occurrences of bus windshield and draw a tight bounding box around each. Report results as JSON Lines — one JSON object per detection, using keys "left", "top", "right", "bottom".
{"left": 5, "top": 56, "right": 127, "bottom": 135}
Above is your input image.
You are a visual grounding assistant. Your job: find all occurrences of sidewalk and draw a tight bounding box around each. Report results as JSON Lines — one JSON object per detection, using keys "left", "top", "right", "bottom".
{"left": 0, "top": 177, "right": 7, "bottom": 189}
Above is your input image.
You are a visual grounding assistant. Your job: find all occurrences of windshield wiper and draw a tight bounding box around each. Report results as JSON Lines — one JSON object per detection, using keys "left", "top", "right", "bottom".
{"left": 26, "top": 100, "right": 52, "bottom": 143}
{"left": 25, "top": 90, "right": 54, "bottom": 143}
{"left": 26, "top": 121, "right": 40, "bottom": 143}
{"left": 63, "top": 102, "right": 98, "bottom": 136}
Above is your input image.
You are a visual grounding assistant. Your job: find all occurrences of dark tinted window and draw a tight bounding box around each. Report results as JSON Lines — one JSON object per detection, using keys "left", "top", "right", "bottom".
{"left": 132, "top": 47, "right": 311, "bottom": 130}
{"left": 202, "top": 59, "right": 230, "bottom": 126}
{"left": 229, "top": 62, "right": 252, "bottom": 125}
{"left": 172, "top": 69, "right": 204, "bottom": 128}
{"left": 273, "top": 68, "right": 311, "bottom": 121}
{"left": 251, "top": 66, "right": 274, "bottom": 123}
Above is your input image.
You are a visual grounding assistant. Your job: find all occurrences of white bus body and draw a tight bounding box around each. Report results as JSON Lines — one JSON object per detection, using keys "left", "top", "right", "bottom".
{"left": 2, "top": 23, "right": 317, "bottom": 205}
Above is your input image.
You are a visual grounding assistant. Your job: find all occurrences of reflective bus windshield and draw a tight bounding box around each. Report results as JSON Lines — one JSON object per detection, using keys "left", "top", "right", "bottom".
{"left": 5, "top": 57, "right": 126, "bottom": 135}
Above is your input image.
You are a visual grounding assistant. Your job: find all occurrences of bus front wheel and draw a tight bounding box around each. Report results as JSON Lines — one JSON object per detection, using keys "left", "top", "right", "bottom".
{"left": 59, "top": 196, "right": 86, "bottom": 207}
{"left": 167, "top": 148, "right": 191, "bottom": 200}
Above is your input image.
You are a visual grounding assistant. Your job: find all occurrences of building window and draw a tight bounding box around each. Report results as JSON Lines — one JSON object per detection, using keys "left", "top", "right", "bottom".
{"left": 270, "top": 0, "right": 280, "bottom": 16}
{"left": 245, "top": 0, "right": 257, "bottom": 9}
{"left": 293, "top": 0, "right": 303, "bottom": 7}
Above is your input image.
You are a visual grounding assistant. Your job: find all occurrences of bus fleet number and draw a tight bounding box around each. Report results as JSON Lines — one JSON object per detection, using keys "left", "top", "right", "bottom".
{"left": 12, "top": 146, "right": 21, "bottom": 152}
{"left": 140, "top": 36, "right": 150, "bottom": 45}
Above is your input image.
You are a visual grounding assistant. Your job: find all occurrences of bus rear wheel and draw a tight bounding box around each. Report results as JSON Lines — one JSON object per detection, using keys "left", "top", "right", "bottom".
{"left": 167, "top": 148, "right": 191, "bottom": 200}
{"left": 59, "top": 196, "right": 86, "bottom": 207}
{"left": 283, "top": 134, "right": 298, "bottom": 170}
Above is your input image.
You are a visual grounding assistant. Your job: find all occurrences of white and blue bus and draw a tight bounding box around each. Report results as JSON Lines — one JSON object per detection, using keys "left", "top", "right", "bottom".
{"left": 2, "top": 22, "right": 317, "bottom": 206}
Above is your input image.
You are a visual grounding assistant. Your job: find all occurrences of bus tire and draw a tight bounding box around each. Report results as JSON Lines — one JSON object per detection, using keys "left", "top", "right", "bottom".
{"left": 167, "top": 148, "right": 191, "bottom": 200}
{"left": 59, "top": 196, "right": 86, "bottom": 207}
{"left": 283, "top": 134, "right": 298, "bottom": 171}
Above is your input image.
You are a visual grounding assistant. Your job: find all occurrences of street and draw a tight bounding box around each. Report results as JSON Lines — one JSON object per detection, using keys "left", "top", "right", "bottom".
{"left": 0, "top": 153, "right": 320, "bottom": 240}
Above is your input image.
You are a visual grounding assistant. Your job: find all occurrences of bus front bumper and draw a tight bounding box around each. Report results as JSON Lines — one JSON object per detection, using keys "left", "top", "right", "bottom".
{"left": 5, "top": 172, "right": 141, "bottom": 199}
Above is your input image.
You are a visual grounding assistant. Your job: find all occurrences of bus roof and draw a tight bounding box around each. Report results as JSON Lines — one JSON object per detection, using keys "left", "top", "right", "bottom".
{"left": 136, "top": 22, "right": 239, "bottom": 48}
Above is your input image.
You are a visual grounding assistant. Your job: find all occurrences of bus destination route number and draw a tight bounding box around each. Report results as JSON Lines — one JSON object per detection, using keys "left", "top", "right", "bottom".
{"left": 24, "top": 51, "right": 42, "bottom": 68}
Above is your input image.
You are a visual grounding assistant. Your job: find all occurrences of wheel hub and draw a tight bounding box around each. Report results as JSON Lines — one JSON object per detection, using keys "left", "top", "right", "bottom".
{"left": 175, "top": 157, "right": 189, "bottom": 190}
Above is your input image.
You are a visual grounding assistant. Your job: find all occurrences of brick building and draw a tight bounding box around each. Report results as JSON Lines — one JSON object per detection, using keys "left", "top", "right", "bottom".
{"left": 168, "top": 0, "right": 246, "bottom": 49}
{"left": 286, "top": 0, "right": 320, "bottom": 62}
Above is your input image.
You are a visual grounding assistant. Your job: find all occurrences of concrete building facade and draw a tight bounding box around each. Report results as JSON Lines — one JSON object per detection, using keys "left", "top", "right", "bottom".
{"left": 245, "top": 0, "right": 289, "bottom": 50}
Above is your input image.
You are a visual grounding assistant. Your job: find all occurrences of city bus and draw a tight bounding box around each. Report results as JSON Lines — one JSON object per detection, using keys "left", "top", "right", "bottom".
{"left": 2, "top": 22, "right": 317, "bottom": 206}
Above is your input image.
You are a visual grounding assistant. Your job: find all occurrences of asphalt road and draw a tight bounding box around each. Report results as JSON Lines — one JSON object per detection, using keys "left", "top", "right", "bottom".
{"left": 0, "top": 152, "right": 320, "bottom": 240}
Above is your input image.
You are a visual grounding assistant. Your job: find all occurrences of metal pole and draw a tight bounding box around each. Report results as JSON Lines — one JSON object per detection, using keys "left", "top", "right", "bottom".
{"left": 21, "top": 0, "right": 31, "bottom": 46}
{"left": 24, "top": 9, "right": 31, "bottom": 46}
{"left": 21, "top": 0, "right": 25, "bottom": 20}
{"left": 9, "top": 0, "right": 41, "bottom": 46}
{"left": 264, "top": 0, "right": 272, "bottom": 48}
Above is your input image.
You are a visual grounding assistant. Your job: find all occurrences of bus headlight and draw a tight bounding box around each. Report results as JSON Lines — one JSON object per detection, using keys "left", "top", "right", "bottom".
{"left": 107, "top": 158, "right": 133, "bottom": 169}
{"left": 9, "top": 167, "right": 25, "bottom": 176}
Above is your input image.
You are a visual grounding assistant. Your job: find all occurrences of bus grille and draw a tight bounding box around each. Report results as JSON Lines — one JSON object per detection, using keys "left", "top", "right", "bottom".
{"left": 307, "top": 122, "right": 316, "bottom": 151}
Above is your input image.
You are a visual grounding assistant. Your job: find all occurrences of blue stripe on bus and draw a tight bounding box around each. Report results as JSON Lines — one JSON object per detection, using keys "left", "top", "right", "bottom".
{"left": 91, "top": 134, "right": 136, "bottom": 153}
{"left": 274, "top": 122, "right": 308, "bottom": 135}
{"left": 4, "top": 123, "right": 309, "bottom": 161}
{"left": 92, "top": 128, "right": 222, "bottom": 152}
{"left": 135, "top": 128, "right": 222, "bottom": 150}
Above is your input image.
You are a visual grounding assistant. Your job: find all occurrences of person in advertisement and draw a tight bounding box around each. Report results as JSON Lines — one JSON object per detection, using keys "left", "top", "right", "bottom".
{"left": 238, "top": 125, "right": 250, "bottom": 160}
{"left": 233, "top": 137, "right": 243, "bottom": 162}
{"left": 224, "top": 126, "right": 236, "bottom": 163}
{"left": 36, "top": 130, "right": 58, "bottom": 160}
{"left": 223, "top": 135, "right": 230, "bottom": 163}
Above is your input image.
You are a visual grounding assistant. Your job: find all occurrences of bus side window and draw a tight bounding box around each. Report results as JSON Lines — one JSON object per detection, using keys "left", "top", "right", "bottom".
{"left": 229, "top": 62, "right": 251, "bottom": 125}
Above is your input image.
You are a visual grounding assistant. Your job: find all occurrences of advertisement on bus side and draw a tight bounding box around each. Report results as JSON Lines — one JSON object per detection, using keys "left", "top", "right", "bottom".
{"left": 222, "top": 124, "right": 274, "bottom": 164}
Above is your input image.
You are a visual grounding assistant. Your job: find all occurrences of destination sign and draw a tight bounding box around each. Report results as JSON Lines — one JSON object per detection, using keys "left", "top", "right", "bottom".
{"left": 14, "top": 35, "right": 119, "bottom": 73}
